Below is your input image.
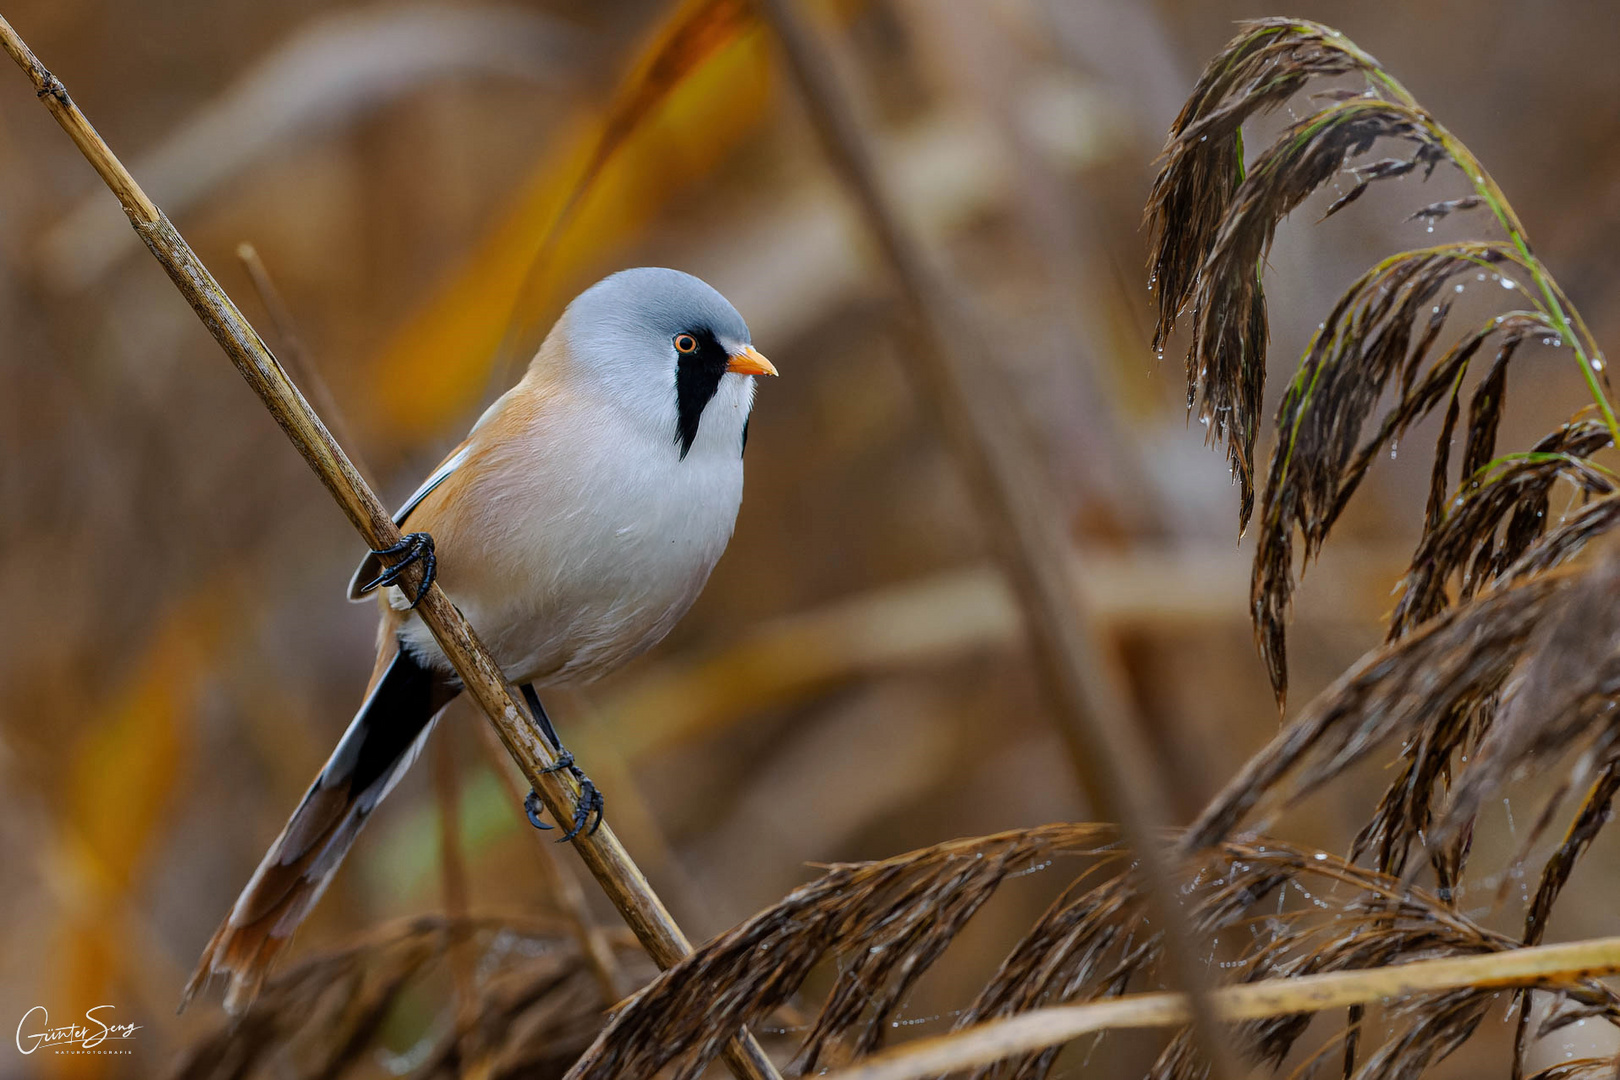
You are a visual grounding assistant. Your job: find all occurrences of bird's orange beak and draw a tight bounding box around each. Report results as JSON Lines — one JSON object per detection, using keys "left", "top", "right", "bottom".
{"left": 726, "top": 346, "right": 778, "bottom": 377}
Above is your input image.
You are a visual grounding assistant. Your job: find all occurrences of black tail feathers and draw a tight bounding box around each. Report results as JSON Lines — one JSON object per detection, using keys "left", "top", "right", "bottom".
{"left": 184, "top": 646, "right": 457, "bottom": 1013}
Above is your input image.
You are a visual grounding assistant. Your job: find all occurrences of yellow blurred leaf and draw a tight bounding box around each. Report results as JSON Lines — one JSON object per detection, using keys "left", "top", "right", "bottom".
{"left": 364, "top": 0, "right": 772, "bottom": 441}
{"left": 65, "top": 627, "right": 200, "bottom": 889}
{"left": 48, "top": 595, "right": 225, "bottom": 1071}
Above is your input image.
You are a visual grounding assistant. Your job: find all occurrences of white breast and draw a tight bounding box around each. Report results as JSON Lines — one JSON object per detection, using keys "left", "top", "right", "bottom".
{"left": 394, "top": 374, "right": 751, "bottom": 687}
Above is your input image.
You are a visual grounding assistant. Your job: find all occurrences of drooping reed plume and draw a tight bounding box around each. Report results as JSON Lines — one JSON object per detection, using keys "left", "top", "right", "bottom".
{"left": 1142, "top": 17, "right": 1620, "bottom": 891}
{"left": 1146, "top": 19, "right": 1617, "bottom": 709}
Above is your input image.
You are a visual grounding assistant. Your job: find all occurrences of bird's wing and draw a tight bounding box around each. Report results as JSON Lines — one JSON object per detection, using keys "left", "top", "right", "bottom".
{"left": 346, "top": 391, "right": 517, "bottom": 601}
{"left": 345, "top": 441, "right": 470, "bottom": 601}
{"left": 393, "top": 442, "right": 471, "bottom": 527}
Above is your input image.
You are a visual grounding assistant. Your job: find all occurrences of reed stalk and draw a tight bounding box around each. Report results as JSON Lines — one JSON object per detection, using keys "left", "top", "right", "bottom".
{"left": 754, "top": 1, "right": 1237, "bottom": 1076}
{"left": 816, "top": 934, "right": 1620, "bottom": 1080}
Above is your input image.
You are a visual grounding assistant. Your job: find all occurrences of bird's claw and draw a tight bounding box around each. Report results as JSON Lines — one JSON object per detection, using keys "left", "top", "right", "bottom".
{"left": 559, "top": 774, "right": 605, "bottom": 843}
{"left": 523, "top": 759, "right": 605, "bottom": 842}
{"left": 360, "top": 532, "right": 436, "bottom": 607}
{"left": 523, "top": 789, "right": 553, "bottom": 830}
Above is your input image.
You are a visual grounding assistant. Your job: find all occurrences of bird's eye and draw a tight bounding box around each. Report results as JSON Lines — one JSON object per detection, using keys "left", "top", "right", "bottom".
{"left": 674, "top": 333, "right": 699, "bottom": 354}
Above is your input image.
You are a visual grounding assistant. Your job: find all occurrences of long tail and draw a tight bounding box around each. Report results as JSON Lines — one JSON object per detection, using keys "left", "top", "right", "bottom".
{"left": 184, "top": 643, "right": 458, "bottom": 1013}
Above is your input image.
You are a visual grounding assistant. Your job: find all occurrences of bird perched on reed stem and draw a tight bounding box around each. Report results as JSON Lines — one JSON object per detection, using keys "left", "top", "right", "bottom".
{"left": 186, "top": 267, "right": 776, "bottom": 1013}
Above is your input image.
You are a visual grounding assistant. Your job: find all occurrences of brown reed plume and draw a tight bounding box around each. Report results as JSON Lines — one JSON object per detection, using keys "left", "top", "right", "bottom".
{"left": 169, "top": 916, "right": 654, "bottom": 1080}
{"left": 559, "top": 825, "right": 1620, "bottom": 1080}
{"left": 1145, "top": 18, "right": 1618, "bottom": 707}
{"left": 1138, "top": 20, "right": 1620, "bottom": 920}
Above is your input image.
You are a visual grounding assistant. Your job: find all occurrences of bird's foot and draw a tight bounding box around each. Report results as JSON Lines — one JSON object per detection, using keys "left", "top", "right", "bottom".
{"left": 359, "top": 532, "right": 436, "bottom": 607}
{"left": 517, "top": 683, "right": 604, "bottom": 841}
{"left": 558, "top": 769, "right": 605, "bottom": 842}
{"left": 524, "top": 757, "right": 605, "bottom": 842}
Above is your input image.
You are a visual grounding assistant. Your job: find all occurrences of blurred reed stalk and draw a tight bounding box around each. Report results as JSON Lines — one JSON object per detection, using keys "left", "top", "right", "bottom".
{"left": 431, "top": 733, "right": 476, "bottom": 1056}
{"left": 814, "top": 933, "right": 1620, "bottom": 1080}
{"left": 0, "top": 16, "right": 780, "bottom": 1080}
{"left": 236, "top": 241, "right": 373, "bottom": 479}
{"left": 470, "top": 721, "right": 628, "bottom": 1001}
{"left": 753, "top": 0, "right": 1236, "bottom": 1074}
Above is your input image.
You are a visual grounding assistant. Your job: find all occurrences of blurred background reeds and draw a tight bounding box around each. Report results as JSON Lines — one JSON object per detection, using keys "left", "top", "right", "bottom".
{"left": 5, "top": 1, "right": 1620, "bottom": 1077}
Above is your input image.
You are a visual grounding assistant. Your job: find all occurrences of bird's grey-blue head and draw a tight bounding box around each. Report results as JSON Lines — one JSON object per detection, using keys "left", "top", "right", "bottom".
{"left": 562, "top": 267, "right": 776, "bottom": 459}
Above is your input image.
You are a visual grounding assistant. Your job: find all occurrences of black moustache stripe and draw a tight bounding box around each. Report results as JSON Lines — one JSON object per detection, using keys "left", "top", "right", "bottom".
{"left": 674, "top": 328, "right": 730, "bottom": 460}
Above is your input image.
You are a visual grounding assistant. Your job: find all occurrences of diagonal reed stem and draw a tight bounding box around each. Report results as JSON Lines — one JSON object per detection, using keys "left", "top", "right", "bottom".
{"left": 0, "top": 15, "right": 779, "bottom": 1080}
{"left": 814, "top": 933, "right": 1620, "bottom": 1080}
{"left": 752, "top": 1, "right": 1237, "bottom": 1077}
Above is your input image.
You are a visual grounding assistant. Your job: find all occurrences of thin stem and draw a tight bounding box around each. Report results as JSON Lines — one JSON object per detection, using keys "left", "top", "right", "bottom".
{"left": 814, "top": 933, "right": 1620, "bottom": 1080}
{"left": 433, "top": 733, "right": 477, "bottom": 1055}
{"left": 235, "top": 242, "right": 373, "bottom": 479}
{"left": 472, "top": 722, "right": 627, "bottom": 1002}
{"left": 0, "top": 16, "right": 777, "bottom": 1080}
{"left": 1466, "top": 450, "right": 1620, "bottom": 489}
{"left": 1437, "top": 140, "right": 1616, "bottom": 444}
{"left": 1349, "top": 39, "right": 1620, "bottom": 446}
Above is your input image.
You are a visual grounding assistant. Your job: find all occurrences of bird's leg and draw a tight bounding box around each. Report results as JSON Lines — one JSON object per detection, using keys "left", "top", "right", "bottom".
{"left": 523, "top": 683, "right": 565, "bottom": 752}
{"left": 359, "top": 532, "right": 437, "bottom": 608}
{"left": 520, "top": 684, "right": 605, "bottom": 842}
